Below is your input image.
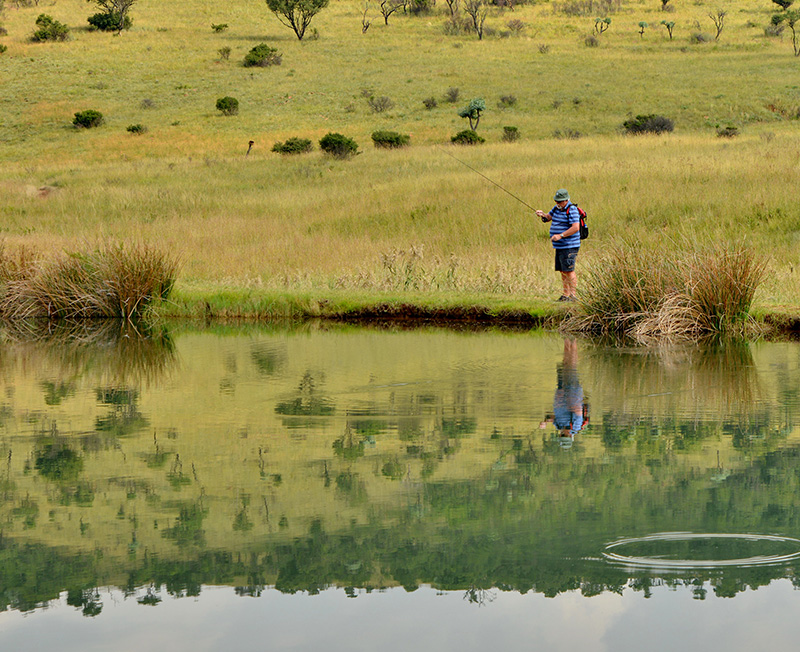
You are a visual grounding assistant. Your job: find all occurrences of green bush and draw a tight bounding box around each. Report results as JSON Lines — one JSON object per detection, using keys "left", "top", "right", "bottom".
{"left": 451, "top": 129, "right": 485, "bottom": 145}
{"left": 216, "top": 96, "right": 239, "bottom": 116}
{"left": 371, "top": 130, "right": 410, "bottom": 149}
{"left": 211, "top": 23, "right": 229, "bottom": 32}
{"left": 717, "top": 125, "right": 739, "bottom": 138}
{"left": 319, "top": 132, "right": 359, "bottom": 159}
{"left": 126, "top": 124, "right": 147, "bottom": 134}
{"left": 272, "top": 137, "right": 313, "bottom": 154}
{"left": 243, "top": 43, "right": 282, "bottom": 67}
{"left": 422, "top": 97, "right": 437, "bottom": 110}
{"left": 31, "top": 14, "right": 70, "bottom": 42}
{"left": 87, "top": 12, "right": 132, "bottom": 31}
{"left": 622, "top": 114, "right": 674, "bottom": 135}
{"left": 0, "top": 44, "right": 7, "bottom": 54}
{"left": 501, "top": 126, "right": 520, "bottom": 142}
{"left": 73, "top": 110, "right": 104, "bottom": 129}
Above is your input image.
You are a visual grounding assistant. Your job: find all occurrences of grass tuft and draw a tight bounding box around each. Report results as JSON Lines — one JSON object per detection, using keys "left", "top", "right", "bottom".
{"left": 567, "top": 242, "right": 766, "bottom": 342}
{"left": 0, "top": 244, "right": 179, "bottom": 321}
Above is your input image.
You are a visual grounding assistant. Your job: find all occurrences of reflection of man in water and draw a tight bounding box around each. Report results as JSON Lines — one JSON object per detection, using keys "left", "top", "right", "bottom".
{"left": 540, "top": 338, "right": 585, "bottom": 448}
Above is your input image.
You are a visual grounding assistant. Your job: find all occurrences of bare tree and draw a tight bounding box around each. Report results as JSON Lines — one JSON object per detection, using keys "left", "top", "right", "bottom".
{"left": 361, "top": 1, "right": 371, "bottom": 32}
{"left": 443, "top": 0, "right": 459, "bottom": 16}
{"left": 379, "top": 0, "right": 404, "bottom": 24}
{"left": 708, "top": 8, "right": 725, "bottom": 40}
{"left": 463, "top": 0, "right": 487, "bottom": 39}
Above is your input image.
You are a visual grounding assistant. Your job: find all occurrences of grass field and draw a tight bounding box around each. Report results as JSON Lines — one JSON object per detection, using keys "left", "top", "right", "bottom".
{"left": 1, "top": 0, "right": 799, "bottom": 315}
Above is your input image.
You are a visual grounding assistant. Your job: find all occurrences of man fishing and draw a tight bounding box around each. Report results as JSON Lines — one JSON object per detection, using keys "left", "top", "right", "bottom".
{"left": 536, "top": 189, "right": 581, "bottom": 302}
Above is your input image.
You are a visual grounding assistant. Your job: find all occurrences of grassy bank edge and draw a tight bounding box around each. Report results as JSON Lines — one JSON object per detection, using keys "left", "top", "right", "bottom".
{"left": 161, "top": 286, "right": 800, "bottom": 335}
{"left": 163, "top": 286, "right": 561, "bottom": 326}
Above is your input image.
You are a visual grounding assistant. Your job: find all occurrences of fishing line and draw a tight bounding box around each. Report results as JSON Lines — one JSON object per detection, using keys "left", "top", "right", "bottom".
{"left": 436, "top": 145, "right": 536, "bottom": 212}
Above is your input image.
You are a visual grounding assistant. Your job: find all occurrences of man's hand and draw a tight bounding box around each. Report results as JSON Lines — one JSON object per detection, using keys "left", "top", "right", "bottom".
{"left": 536, "top": 209, "right": 550, "bottom": 222}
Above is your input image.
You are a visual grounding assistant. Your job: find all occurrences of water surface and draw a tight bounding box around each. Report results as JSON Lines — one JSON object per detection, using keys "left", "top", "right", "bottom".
{"left": 2, "top": 322, "right": 800, "bottom": 650}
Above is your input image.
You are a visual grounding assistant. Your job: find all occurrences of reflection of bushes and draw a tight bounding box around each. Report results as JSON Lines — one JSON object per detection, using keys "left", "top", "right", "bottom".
{"left": 34, "top": 442, "right": 83, "bottom": 482}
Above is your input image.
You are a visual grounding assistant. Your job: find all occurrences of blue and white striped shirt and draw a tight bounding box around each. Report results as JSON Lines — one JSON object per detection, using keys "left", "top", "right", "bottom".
{"left": 549, "top": 203, "right": 581, "bottom": 249}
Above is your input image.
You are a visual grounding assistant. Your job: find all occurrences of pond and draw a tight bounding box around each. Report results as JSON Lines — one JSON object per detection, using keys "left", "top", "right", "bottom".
{"left": 2, "top": 321, "right": 800, "bottom": 651}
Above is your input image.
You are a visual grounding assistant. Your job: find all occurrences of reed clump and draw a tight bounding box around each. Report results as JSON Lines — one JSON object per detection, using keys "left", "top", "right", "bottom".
{"left": 567, "top": 243, "right": 766, "bottom": 342}
{"left": 0, "top": 244, "right": 179, "bottom": 321}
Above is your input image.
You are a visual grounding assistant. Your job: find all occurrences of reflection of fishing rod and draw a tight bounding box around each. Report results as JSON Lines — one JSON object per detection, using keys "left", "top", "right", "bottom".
{"left": 437, "top": 145, "right": 536, "bottom": 212}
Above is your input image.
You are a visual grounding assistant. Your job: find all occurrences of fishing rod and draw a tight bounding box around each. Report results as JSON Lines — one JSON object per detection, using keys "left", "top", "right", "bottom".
{"left": 437, "top": 145, "right": 536, "bottom": 212}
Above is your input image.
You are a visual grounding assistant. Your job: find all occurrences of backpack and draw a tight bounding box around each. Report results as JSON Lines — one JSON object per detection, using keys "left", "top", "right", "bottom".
{"left": 569, "top": 203, "right": 589, "bottom": 240}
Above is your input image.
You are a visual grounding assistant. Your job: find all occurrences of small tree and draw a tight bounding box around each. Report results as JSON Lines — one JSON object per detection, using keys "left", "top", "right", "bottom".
{"left": 594, "top": 17, "right": 611, "bottom": 34}
{"left": 265, "top": 0, "right": 329, "bottom": 41}
{"left": 458, "top": 98, "right": 486, "bottom": 130}
{"left": 463, "top": 0, "right": 488, "bottom": 39}
{"left": 660, "top": 19, "right": 674, "bottom": 39}
{"left": 85, "top": 0, "right": 137, "bottom": 34}
{"left": 660, "top": 0, "right": 672, "bottom": 10}
{"left": 708, "top": 9, "right": 725, "bottom": 41}
{"left": 778, "top": 9, "right": 800, "bottom": 55}
{"left": 638, "top": 21, "right": 647, "bottom": 37}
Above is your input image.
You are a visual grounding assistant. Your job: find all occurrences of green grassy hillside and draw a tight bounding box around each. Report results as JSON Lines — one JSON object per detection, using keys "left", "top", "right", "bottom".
{"left": 0, "top": 0, "right": 798, "bottom": 309}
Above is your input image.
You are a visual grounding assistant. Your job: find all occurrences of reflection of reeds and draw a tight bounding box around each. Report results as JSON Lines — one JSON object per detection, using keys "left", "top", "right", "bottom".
{"left": 0, "top": 243, "right": 178, "bottom": 321}
{"left": 0, "top": 319, "right": 177, "bottom": 386}
{"left": 568, "top": 243, "right": 766, "bottom": 343}
{"left": 583, "top": 339, "right": 761, "bottom": 422}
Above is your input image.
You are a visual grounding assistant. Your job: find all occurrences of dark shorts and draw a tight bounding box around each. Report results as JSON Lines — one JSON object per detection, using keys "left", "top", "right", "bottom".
{"left": 555, "top": 247, "right": 579, "bottom": 273}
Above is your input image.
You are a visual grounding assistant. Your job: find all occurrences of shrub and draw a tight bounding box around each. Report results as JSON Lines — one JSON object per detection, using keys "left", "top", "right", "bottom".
{"left": 319, "top": 132, "right": 359, "bottom": 159}
{"left": 443, "top": 15, "right": 472, "bottom": 34}
{"left": 367, "top": 95, "right": 394, "bottom": 113}
{"left": 445, "top": 87, "right": 460, "bottom": 103}
{"left": 87, "top": 12, "right": 132, "bottom": 31}
{"left": 622, "top": 114, "right": 674, "bottom": 135}
{"left": 553, "top": 128, "right": 582, "bottom": 139}
{"left": 31, "top": 14, "right": 69, "bottom": 42}
{"left": 216, "top": 96, "right": 239, "bottom": 116}
{"left": 498, "top": 94, "right": 517, "bottom": 108}
{"left": 73, "top": 110, "right": 104, "bottom": 129}
{"left": 243, "top": 43, "right": 281, "bottom": 67}
{"left": 218, "top": 46, "right": 231, "bottom": 60}
{"left": 271, "top": 137, "right": 313, "bottom": 154}
{"left": 409, "top": 0, "right": 431, "bottom": 15}
{"left": 451, "top": 129, "right": 485, "bottom": 145}
{"left": 140, "top": 98, "right": 155, "bottom": 109}
{"left": 211, "top": 23, "right": 229, "bottom": 32}
{"left": 126, "top": 123, "right": 147, "bottom": 134}
{"left": 507, "top": 18, "right": 525, "bottom": 34}
{"left": 423, "top": 97, "right": 437, "bottom": 110}
{"left": 0, "top": 26, "right": 7, "bottom": 36}
{"left": 0, "top": 44, "right": 6, "bottom": 54}
{"left": 717, "top": 125, "right": 739, "bottom": 138}
{"left": 538, "top": 43, "right": 550, "bottom": 53}
{"left": 371, "top": 130, "right": 410, "bottom": 148}
{"left": 501, "top": 126, "right": 520, "bottom": 142}
{"left": 690, "top": 31, "right": 712, "bottom": 43}
{"left": 584, "top": 34, "right": 599, "bottom": 46}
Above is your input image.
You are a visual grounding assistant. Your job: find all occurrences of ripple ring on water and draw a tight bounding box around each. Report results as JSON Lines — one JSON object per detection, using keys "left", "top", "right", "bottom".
{"left": 602, "top": 532, "right": 800, "bottom": 570}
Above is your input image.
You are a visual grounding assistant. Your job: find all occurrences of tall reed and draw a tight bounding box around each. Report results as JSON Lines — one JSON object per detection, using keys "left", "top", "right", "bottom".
{"left": 0, "top": 244, "right": 178, "bottom": 321}
{"left": 568, "top": 243, "right": 766, "bottom": 342}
